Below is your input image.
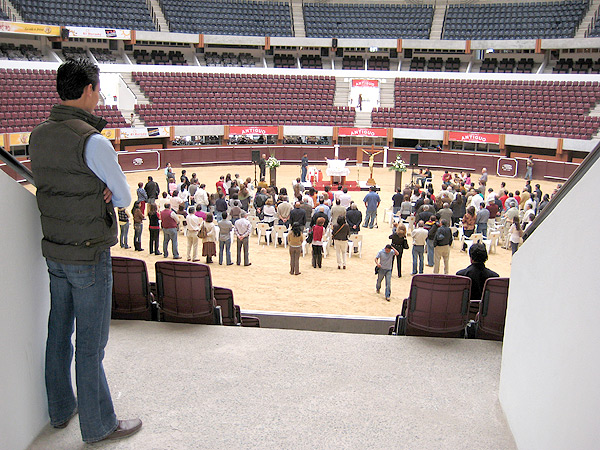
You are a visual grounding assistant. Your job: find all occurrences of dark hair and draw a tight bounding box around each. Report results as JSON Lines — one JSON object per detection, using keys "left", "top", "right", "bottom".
{"left": 469, "top": 243, "right": 488, "bottom": 263}
{"left": 131, "top": 201, "right": 140, "bottom": 215}
{"left": 513, "top": 217, "right": 521, "bottom": 231}
{"left": 292, "top": 222, "right": 303, "bottom": 237}
{"left": 56, "top": 58, "right": 100, "bottom": 101}
{"left": 205, "top": 212, "right": 214, "bottom": 223}
{"left": 337, "top": 215, "right": 346, "bottom": 225}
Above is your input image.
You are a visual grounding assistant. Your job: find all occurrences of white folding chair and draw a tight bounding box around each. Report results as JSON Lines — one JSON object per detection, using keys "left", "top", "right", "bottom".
{"left": 348, "top": 234, "right": 363, "bottom": 258}
{"left": 272, "top": 225, "right": 289, "bottom": 248}
{"left": 464, "top": 233, "right": 483, "bottom": 252}
{"left": 256, "top": 222, "right": 271, "bottom": 246}
{"left": 384, "top": 207, "right": 394, "bottom": 224}
{"left": 248, "top": 215, "right": 259, "bottom": 234}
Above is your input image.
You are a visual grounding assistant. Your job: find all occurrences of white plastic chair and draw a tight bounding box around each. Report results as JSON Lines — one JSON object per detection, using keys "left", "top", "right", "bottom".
{"left": 248, "top": 215, "right": 260, "bottom": 234}
{"left": 272, "top": 225, "right": 289, "bottom": 248}
{"left": 256, "top": 222, "right": 271, "bottom": 246}
{"left": 404, "top": 216, "right": 416, "bottom": 235}
{"left": 488, "top": 231, "right": 501, "bottom": 254}
{"left": 347, "top": 234, "right": 363, "bottom": 258}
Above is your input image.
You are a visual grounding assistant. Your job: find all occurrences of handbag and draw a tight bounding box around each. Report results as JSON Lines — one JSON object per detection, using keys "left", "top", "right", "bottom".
{"left": 402, "top": 239, "right": 409, "bottom": 250}
{"left": 374, "top": 266, "right": 380, "bottom": 275}
{"left": 197, "top": 223, "right": 207, "bottom": 239}
{"left": 306, "top": 230, "right": 313, "bottom": 244}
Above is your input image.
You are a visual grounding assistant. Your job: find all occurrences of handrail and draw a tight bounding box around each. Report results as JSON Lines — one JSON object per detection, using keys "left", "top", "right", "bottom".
{"left": 0, "top": 146, "right": 35, "bottom": 186}
{"left": 523, "top": 140, "right": 600, "bottom": 241}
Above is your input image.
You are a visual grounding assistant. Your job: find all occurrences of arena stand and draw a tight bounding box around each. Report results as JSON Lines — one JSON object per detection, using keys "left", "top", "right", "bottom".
{"left": 372, "top": 78, "right": 600, "bottom": 140}
{"left": 132, "top": 72, "right": 355, "bottom": 126}
{"left": 303, "top": 2, "right": 433, "bottom": 39}
{"left": 443, "top": 0, "right": 589, "bottom": 40}
{"left": 159, "top": 0, "right": 293, "bottom": 36}
{"left": 0, "top": 69, "right": 130, "bottom": 133}
{"left": 9, "top": 0, "right": 155, "bottom": 31}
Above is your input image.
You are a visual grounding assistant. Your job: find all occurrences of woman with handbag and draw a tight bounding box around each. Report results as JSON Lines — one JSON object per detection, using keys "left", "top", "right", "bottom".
{"left": 389, "top": 223, "right": 409, "bottom": 277}
{"left": 332, "top": 215, "right": 350, "bottom": 270}
{"left": 201, "top": 212, "right": 217, "bottom": 263}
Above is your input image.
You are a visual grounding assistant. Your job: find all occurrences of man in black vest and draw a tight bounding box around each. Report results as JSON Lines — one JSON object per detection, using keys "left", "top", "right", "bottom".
{"left": 28, "top": 59, "right": 141, "bottom": 443}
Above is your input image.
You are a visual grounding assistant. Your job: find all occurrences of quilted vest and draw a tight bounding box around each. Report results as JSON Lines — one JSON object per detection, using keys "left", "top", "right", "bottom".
{"left": 29, "top": 104, "right": 117, "bottom": 264}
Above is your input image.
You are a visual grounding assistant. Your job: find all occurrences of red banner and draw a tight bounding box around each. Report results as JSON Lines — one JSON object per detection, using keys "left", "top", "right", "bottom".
{"left": 352, "top": 79, "right": 379, "bottom": 88}
{"left": 229, "top": 126, "right": 278, "bottom": 136}
{"left": 449, "top": 131, "right": 500, "bottom": 144}
{"left": 338, "top": 127, "right": 387, "bottom": 137}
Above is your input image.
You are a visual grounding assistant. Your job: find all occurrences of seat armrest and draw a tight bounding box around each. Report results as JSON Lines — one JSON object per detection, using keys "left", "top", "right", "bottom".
{"left": 214, "top": 305, "right": 223, "bottom": 325}
{"left": 393, "top": 314, "right": 407, "bottom": 336}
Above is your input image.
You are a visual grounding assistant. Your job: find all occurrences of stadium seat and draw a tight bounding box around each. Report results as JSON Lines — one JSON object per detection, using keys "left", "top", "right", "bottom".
{"left": 155, "top": 261, "right": 222, "bottom": 325}
{"left": 391, "top": 274, "right": 471, "bottom": 338}
{"left": 213, "top": 287, "right": 260, "bottom": 327}
{"left": 111, "top": 256, "right": 155, "bottom": 321}
{"left": 468, "top": 277, "right": 509, "bottom": 341}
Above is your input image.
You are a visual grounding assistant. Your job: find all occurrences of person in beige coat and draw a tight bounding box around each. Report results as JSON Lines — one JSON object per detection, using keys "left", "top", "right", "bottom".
{"left": 201, "top": 212, "right": 217, "bottom": 263}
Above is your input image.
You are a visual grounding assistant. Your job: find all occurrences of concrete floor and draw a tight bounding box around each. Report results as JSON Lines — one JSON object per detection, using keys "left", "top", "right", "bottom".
{"left": 29, "top": 321, "right": 515, "bottom": 450}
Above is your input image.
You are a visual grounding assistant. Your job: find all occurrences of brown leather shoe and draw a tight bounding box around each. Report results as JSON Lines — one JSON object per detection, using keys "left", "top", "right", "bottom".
{"left": 52, "top": 408, "right": 78, "bottom": 429}
{"left": 101, "top": 418, "right": 142, "bottom": 441}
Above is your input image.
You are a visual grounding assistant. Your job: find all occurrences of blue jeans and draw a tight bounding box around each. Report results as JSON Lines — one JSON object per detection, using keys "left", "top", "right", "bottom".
{"left": 45, "top": 249, "right": 118, "bottom": 442}
{"left": 426, "top": 239, "right": 435, "bottom": 266}
{"left": 525, "top": 167, "right": 532, "bottom": 180}
{"left": 376, "top": 268, "right": 392, "bottom": 298}
{"left": 476, "top": 223, "right": 488, "bottom": 238}
{"left": 133, "top": 223, "right": 143, "bottom": 249}
{"left": 301, "top": 166, "right": 307, "bottom": 183}
{"left": 119, "top": 222, "right": 129, "bottom": 248}
{"left": 363, "top": 210, "right": 377, "bottom": 228}
{"left": 412, "top": 245, "right": 424, "bottom": 274}
{"left": 219, "top": 239, "right": 232, "bottom": 265}
{"left": 163, "top": 228, "right": 179, "bottom": 258}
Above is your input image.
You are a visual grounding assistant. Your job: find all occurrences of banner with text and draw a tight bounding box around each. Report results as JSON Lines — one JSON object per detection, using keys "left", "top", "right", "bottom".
{"left": 349, "top": 79, "right": 380, "bottom": 112}
{"left": 338, "top": 127, "right": 387, "bottom": 138}
{"left": 68, "top": 27, "right": 131, "bottom": 40}
{"left": 449, "top": 131, "right": 500, "bottom": 144}
{"left": 120, "top": 127, "right": 170, "bottom": 140}
{"left": 229, "top": 126, "right": 278, "bottom": 136}
{"left": 0, "top": 21, "right": 60, "bottom": 36}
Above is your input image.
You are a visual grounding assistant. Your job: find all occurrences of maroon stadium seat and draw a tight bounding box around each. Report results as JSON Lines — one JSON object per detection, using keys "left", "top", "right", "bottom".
{"left": 392, "top": 274, "right": 471, "bottom": 338}
{"left": 111, "top": 256, "right": 154, "bottom": 321}
{"left": 155, "top": 261, "right": 222, "bottom": 325}
{"left": 472, "top": 277, "right": 509, "bottom": 341}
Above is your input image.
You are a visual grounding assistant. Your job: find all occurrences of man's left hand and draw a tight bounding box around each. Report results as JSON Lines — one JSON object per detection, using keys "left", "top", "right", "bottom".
{"left": 103, "top": 187, "right": 113, "bottom": 203}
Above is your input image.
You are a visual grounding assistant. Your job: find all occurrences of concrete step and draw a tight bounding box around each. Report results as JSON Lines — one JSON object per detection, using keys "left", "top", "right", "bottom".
{"left": 575, "top": 0, "right": 599, "bottom": 38}
{"left": 291, "top": 0, "right": 306, "bottom": 38}
{"left": 429, "top": 3, "right": 447, "bottom": 40}
{"left": 149, "top": 0, "right": 170, "bottom": 32}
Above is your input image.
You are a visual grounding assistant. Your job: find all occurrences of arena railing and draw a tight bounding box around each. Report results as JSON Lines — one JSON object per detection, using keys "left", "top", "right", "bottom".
{"left": 523, "top": 139, "right": 600, "bottom": 241}
{"left": 0, "top": 146, "right": 35, "bottom": 185}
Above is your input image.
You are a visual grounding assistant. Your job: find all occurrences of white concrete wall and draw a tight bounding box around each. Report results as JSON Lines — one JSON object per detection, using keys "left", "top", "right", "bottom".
{"left": 0, "top": 171, "right": 51, "bottom": 450}
{"left": 499, "top": 158, "right": 600, "bottom": 449}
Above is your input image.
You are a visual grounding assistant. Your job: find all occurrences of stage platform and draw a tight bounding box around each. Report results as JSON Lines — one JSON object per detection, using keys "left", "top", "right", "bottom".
{"left": 312, "top": 180, "right": 380, "bottom": 192}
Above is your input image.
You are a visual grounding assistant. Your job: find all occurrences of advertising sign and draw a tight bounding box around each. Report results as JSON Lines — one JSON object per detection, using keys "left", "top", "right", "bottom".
{"left": 449, "top": 131, "right": 500, "bottom": 144}
{"left": 0, "top": 21, "right": 60, "bottom": 36}
{"left": 229, "top": 126, "right": 278, "bottom": 136}
{"left": 120, "top": 127, "right": 170, "bottom": 139}
{"left": 338, "top": 127, "right": 387, "bottom": 137}
{"left": 67, "top": 27, "right": 131, "bottom": 40}
{"left": 117, "top": 150, "right": 160, "bottom": 173}
{"left": 497, "top": 157, "right": 518, "bottom": 178}
{"left": 9, "top": 132, "right": 30, "bottom": 146}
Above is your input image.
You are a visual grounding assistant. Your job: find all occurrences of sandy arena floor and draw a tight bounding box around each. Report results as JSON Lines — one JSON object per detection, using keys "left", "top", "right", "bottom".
{"left": 78, "top": 163, "right": 556, "bottom": 317}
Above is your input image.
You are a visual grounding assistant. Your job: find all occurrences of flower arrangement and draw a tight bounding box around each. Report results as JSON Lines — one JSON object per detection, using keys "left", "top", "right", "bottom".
{"left": 389, "top": 156, "right": 407, "bottom": 173}
{"left": 266, "top": 156, "right": 280, "bottom": 169}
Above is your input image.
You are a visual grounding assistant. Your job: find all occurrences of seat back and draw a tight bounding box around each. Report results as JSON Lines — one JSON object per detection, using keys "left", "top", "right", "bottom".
{"left": 273, "top": 224, "right": 287, "bottom": 236}
{"left": 155, "top": 261, "right": 219, "bottom": 324}
{"left": 404, "top": 274, "right": 471, "bottom": 337}
{"left": 213, "top": 286, "right": 239, "bottom": 325}
{"left": 477, "top": 277, "right": 509, "bottom": 340}
{"left": 470, "top": 233, "right": 483, "bottom": 243}
{"left": 256, "top": 222, "right": 269, "bottom": 232}
{"left": 349, "top": 234, "right": 362, "bottom": 244}
{"left": 111, "top": 256, "right": 152, "bottom": 320}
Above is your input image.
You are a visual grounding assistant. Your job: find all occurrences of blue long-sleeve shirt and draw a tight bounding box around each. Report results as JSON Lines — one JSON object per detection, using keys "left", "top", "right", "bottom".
{"left": 83, "top": 134, "right": 131, "bottom": 208}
